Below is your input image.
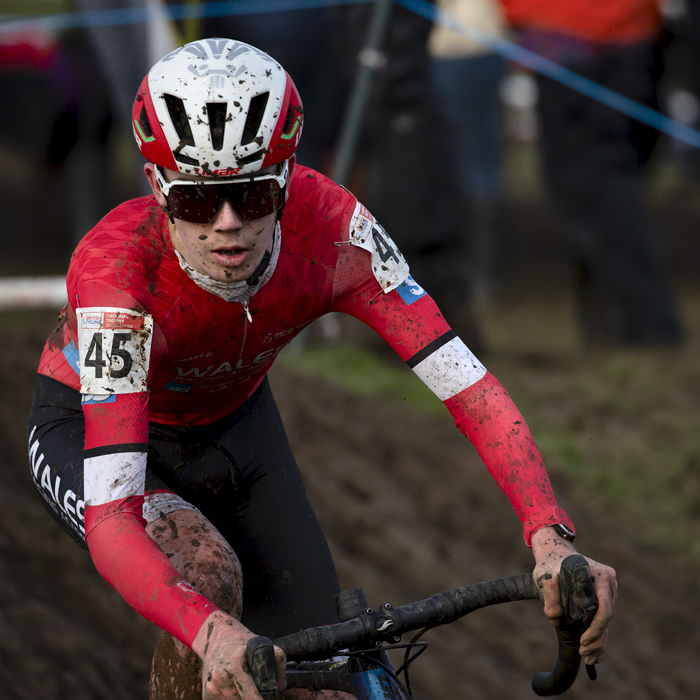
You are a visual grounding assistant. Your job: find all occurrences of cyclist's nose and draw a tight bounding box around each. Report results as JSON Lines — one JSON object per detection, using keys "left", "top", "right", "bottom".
{"left": 212, "top": 198, "right": 244, "bottom": 230}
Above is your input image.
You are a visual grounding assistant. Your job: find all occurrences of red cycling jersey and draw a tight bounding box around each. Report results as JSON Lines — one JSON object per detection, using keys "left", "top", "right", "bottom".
{"left": 38, "top": 165, "right": 573, "bottom": 648}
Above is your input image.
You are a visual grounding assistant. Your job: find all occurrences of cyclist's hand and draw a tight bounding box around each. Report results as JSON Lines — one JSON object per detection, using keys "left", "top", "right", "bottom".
{"left": 192, "top": 610, "right": 286, "bottom": 700}
{"left": 531, "top": 526, "right": 617, "bottom": 667}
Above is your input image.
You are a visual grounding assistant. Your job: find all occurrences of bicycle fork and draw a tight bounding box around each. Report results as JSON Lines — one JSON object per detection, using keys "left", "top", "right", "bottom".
{"left": 347, "top": 649, "right": 407, "bottom": 700}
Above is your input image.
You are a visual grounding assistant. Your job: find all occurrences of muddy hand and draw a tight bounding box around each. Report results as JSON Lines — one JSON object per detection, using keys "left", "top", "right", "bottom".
{"left": 531, "top": 526, "right": 617, "bottom": 666}
{"left": 193, "top": 610, "right": 286, "bottom": 700}
{"left": 578, "top": 559, "right": 617, "bottom": 665}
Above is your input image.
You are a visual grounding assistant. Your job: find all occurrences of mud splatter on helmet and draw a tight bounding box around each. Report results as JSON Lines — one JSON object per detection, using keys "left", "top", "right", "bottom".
{"left": 132, "top": 38, "right": 303, "bottom": 176}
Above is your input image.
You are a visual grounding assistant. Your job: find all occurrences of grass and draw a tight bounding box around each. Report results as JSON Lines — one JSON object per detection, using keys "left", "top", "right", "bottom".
{"left": 280, "top": 287, "right": 700, "bottom": 568}
{"left": 280, "top": 340, "right": 442, "bottom": 415}
{"left": 0, "top": 0, "right": 68, "bottom": 16}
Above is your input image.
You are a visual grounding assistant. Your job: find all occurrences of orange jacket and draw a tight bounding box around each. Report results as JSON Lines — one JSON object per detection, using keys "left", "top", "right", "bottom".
{"left": 500, "top": 0, "right": 659, "bottom": 43}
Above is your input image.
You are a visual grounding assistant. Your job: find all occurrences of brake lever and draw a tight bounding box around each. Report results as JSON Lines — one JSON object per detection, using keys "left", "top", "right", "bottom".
{"left": 245, "top": 636, "right": 280, "bottom": 700}
{"left": 531, "top": 554, "right": 599, "bottom": 696}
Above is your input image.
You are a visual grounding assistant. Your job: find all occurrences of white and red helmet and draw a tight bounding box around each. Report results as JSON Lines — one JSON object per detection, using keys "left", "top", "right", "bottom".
{"left": 132, "top": 38, "right": 303, "bottom": 177}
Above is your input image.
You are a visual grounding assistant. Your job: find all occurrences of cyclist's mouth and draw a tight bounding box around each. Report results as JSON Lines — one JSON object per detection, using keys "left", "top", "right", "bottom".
{"left": 212, "top": 247, "right": 250, "bottom": 265}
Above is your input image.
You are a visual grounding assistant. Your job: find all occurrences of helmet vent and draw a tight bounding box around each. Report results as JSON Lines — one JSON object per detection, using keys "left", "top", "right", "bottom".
{"left": 138, "top": 105, "right": 153, "bottom": 138}
{"left": 164, "top": 94, "right": 195, "bottom": 147}
{"left": 283, "top": 105, "right": 296, "bottom": 135}
{"left": 237, "top": 150, "right": 264, "bottom": 166}
{"left": 241, "top": 92, "right": 269, "bottom": 146}
{"left": 207, "top": 103, "right": 227, "bottom": 151}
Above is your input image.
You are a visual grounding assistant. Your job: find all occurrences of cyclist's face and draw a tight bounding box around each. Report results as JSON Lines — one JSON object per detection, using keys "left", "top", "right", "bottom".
{"left": 145, "top": 162, "right": 291, "bottom": 284}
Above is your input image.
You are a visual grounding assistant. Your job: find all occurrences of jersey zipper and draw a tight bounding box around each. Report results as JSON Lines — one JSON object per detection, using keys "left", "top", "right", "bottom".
{"left": 242, "top": 300, "right": 253, "bottom": 323}
{"left": 237, "top": 300, "right": 251, "bottom": 368}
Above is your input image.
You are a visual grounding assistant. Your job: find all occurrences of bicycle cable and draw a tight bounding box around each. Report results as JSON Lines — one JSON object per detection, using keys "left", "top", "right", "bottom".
{"left": 396, "top": 627, "right": 431, "bottom": 699}
{"left": 333, "top": 636, "right": 431, "bottom": 700}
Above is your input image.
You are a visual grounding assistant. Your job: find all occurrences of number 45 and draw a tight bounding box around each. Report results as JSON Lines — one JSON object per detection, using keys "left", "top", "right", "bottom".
{"left": 84, "top": 332, "right": 133, "bottom": 379}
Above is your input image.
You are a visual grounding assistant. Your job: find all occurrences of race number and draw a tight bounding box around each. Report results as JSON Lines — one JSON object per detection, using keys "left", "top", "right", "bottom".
{"left": 77, "top": 307, "right": 153, "bottom": 394}
{"left": 348, "top": 201, "right": 409, "bottom": 293}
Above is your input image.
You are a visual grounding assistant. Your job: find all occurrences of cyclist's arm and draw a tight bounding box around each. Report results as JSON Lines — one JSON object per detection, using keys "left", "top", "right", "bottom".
{"left": 82, "top": 387, "right": 277, "bottom": 697}
{"left": 333, "top": 264, "right": 572, "bottom": 544}
{"left": 334, "top": 258, "right": 616, "bottom": 662}
{"left": 82, "top": 391, "right": 220, "bottom": 648}
{"left": 69, "top": 291, "right": 222, "bottom": 650}
{"left": 330, "top": 211, "right": 616, "bottom": 661}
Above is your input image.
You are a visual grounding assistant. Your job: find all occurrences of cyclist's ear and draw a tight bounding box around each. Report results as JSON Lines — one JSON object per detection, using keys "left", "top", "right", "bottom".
{"left": 144, "top": 163, "right": 168, "bottom": 208}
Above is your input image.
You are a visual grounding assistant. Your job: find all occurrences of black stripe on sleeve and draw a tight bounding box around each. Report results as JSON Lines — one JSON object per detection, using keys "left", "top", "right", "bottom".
{"left": 84, "top": 443, "right": 149, "bottom": 459}
{"left": 406, "top": 330, "right": 457, "bottom": 369}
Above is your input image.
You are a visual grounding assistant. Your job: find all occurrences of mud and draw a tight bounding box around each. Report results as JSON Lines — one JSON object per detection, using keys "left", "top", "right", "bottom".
{"left": 1, "top": 315, "right": 699, "bottom": 699}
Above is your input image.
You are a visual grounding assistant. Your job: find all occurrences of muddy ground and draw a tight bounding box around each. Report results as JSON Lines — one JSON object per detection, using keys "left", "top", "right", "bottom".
{"left": 0, "top": 313, "right": 699, "bottom": 700}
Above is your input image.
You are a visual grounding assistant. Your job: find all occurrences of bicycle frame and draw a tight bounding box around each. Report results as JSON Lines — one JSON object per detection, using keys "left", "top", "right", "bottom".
{"left": 347, "top": 651, "right": 406, "bottom": 700}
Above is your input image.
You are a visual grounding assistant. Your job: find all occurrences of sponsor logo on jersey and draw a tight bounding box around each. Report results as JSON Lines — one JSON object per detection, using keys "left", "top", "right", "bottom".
{"left": 103, "top": 312, "right": 147, "bottom": 331}
{"left": 349, "top": 202, "right": 373, "bottom": 245}
{"left": 28, "top": 426, "right": 85, "bottom": 539}
{"left": 262, "top": 328, "right": 296, "bottom": 344}
{"left": 80, "top": 313, "right": 102, "bottom": 329}
{"left": 171, "top": 339, "right": 293, "bottom": 387}
{"left": 396, "top": 275, "right": 427, "bottom": 305}
{"left": 82, "top": 394, "right": 117, "bottom": 405}
{"left": 164, "top": 383, "right": 193, "bottom": 393}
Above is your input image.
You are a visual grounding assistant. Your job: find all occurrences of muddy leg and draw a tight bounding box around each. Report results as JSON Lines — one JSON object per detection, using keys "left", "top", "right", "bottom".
{"left": 146, "top": 508, "right": 243, "bottom": 700}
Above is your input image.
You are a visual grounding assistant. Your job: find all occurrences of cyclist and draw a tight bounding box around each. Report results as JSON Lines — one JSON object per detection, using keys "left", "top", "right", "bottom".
{"left": 29, "top": 38, "right": 616, "bottom": 700}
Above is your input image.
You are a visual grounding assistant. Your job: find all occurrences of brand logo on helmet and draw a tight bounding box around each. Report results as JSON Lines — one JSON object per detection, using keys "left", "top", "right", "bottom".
{"left": 191, "top": 167, "right": 242, "bottom": 177}
{"left": 162, "top": 40, "right": 276, "bottom": 66}
{"left": 188, "top": 65, "right": 246, "bottom": 79}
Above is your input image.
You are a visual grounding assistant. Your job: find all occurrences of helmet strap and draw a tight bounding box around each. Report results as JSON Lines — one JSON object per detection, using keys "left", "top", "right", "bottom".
{"left": 160, "top": 205, "right": 175, "bottom": 224}
{"left": 246, "top": 248, "right": 272, "bottom": 286}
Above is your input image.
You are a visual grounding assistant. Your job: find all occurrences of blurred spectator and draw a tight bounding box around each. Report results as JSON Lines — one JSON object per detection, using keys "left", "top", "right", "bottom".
{"left": 498, "top": 0, "right": 686, "bottom": 346}
{"left": 428, "top": 0, "right": 509, "bottom": 306}
{"left": 72, "top": 0, "right": 150, "bottom": 135}
{"left": 330, "top": 2, "right": 484, "bottom": 351}
{"left": 0, "top": 28, "right": 70, "bottom": 270}
{"left": 691, "top": 0, "right": 700, "bottom": 95}
{"left": 72, "top": 0, "right": 177, "bottom": 200}
{"left": 657, "top": 0, "right": 700, "bottom": 169}
{"left": 0, "top": 28, "right": 58, "bottom": 160}
{"left": 46, "top": 29, "right": 115, "bottom": 245}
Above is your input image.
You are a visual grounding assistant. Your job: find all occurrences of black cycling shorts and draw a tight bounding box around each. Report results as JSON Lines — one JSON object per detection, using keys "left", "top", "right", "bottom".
{"left": 28, "top": 374, "right": 340, "bottom": 638}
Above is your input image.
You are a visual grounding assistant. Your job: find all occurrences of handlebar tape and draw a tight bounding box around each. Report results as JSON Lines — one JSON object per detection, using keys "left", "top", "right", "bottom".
{"left": 245, "top": 636, "right": 279, "bottom": 700}
{"left": 531, "top": 554, "right": 599, "bottom": 696}
{"left": 275, "top": 574, "right": 539, "bottom": 660}
{"left": 285, "top": 660, "right": 351, "bottom": 691}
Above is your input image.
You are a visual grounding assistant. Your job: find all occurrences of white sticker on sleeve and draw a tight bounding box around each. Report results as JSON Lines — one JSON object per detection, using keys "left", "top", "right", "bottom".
{"left": 412, "top": 337, "right": 487, "bottom": 401}
{"left": 84, "top": 452, "right": 146, "bottom": 506}
{"left": 77, "top": 307, "right": 153, "bottom": 395}
{"left": 348, "top": 201, "right": 410, "bottom": 293}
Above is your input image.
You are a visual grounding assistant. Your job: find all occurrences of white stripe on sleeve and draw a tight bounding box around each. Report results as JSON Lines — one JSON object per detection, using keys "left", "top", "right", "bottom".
{"left": 84, "top": 452, "right": 147, "bottom": 506}
{"left": 411, "top": 337, "right": 487, "bottom": 401}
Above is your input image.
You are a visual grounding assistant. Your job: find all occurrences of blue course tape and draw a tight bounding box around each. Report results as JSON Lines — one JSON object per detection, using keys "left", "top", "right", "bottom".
{"left": 2, "top": 0, "right": 699, "bottom": 149}
{"left": 398, "top": 0, "right": 700, "bottom": 149}
{"left": 0, "top": 0, "right": 369, "bottom": 33}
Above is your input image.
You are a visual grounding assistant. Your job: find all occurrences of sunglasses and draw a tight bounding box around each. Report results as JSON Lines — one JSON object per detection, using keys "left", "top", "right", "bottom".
{"left": 156, "top": 161, "right": 288, "bottom": 224}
